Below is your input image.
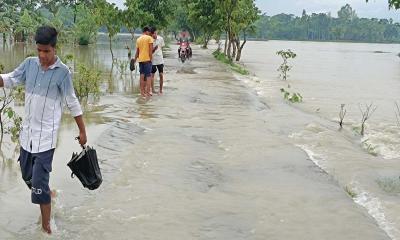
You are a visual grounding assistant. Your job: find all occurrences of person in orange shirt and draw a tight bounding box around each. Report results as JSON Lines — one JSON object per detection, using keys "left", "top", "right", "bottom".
{"left": 134, "top": 26, "right": 154, "bottom": 97}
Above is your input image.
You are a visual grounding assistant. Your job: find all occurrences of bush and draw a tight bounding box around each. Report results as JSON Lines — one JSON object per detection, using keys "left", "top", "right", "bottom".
{"left": 0, "top": 63, "right": 22, "bottom": 146}
{"left": 73, "top": 63, "right": 101, "bottom": 101}
{"left": 277, "top": 49, "right": 297, "bottom": 81}
{"left": 280, "top": 88, "right": 303, "bottom": 103}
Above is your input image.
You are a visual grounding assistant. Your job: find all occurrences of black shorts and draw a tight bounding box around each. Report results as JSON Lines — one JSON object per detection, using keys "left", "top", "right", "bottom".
{"left": 152, "top": 64, "right": 164, "bottom": 74}
{"left": 19, "top": 148, "right": 55, "bottom": 204}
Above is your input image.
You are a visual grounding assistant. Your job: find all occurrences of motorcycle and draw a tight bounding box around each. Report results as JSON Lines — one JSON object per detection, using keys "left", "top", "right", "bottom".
{"left": 180, "top": 47, "right": 188, "bottom": 63}
{"left": 178, "top": 42, "right": 192, "bottom": 63}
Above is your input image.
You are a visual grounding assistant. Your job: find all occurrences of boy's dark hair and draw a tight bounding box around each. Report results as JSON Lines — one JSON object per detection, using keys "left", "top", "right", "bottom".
{"left": 150, "top": 27, "right": 157, "bottom": 34}
{"left": 35, "top": 26, "right": 58, "bottom": 47}
{"left": 143, "top": 26, "right": 150, "bottom": 33}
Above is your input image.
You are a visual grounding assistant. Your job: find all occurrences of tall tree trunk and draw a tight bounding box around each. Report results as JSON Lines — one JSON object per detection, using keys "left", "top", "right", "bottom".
{"left": 227, "top": 37, "right": 232, "bottom": 61}
{"left": 232, "top": 36, "right": 237, "bottom": 59}
{"left": 73, "top": 0, "right": 78, "bottom": 24}
{"left": 224, "top": 32, "right": 228, "bottom": 54}
{"left": 202, "top": 34, "right": 211, "bottom": 49}
{"left": 236, "top": 32, "right": 247, "bottom": 61}
{"left": 190, "top": 30, "right": 196, "bottom": 42}
{"left": 109, "top": 35, "right": 114, "bottom": 62}
{"left": 2, "top": 33, "right": 6, "bottom": 47}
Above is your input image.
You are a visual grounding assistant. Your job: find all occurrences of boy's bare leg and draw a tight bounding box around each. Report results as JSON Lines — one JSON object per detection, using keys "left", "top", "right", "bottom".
{"left": 40, "top": 203, "right": 51, "bottom": 234}
{"left": 140, "top": 74, "right": 145, "bottom": 97}
{"left": 146, "top": 76, "right": 152, "bottom": 96}
{"left": 159, "top": 73, "right": 164, "bottom": 94}
{"left": 151, "top": 73, "right": 156, "bottom": 94}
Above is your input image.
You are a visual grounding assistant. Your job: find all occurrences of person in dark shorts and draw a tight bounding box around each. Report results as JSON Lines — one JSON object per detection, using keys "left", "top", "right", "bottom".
{"left": 150, "top": 27, "right": 165, "bottom": 94}
{"left": 134, "top": 26, "right": 154, "bottom": 97}
{"left": 0, "top": 26, "right": 87, "bottom": 234}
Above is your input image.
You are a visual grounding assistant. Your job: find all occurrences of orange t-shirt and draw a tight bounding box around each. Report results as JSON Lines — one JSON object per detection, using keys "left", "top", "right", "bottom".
{"left": 136, "top": 35, "right": 154, "bottom": 62}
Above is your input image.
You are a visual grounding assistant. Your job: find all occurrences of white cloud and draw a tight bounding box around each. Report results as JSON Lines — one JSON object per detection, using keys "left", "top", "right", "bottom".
{"left": 106, "top": 0, "right": 125, "bottom": 9}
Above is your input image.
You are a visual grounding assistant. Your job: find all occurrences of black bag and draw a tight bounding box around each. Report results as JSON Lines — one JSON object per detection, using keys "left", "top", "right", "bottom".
{"left": 67, "top": 146, "right": 102, "bottom": 190}
{"left": 129, "top": 58, "right": 135, "bottom": 71}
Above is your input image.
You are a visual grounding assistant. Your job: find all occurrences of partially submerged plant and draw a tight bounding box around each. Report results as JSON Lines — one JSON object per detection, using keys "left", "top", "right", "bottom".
{"left": 339, "top": 104, "right": 347, "bottom": 129}
{"left": 361, "top": 139, "right": 378, "bottom": 156}
{"left": 359, "top": 103, "right": 377, "bottom": 136}
{"left": 344, "top": 185, "right": 357, "bottom": 198}
{"left": 280, "top": 88, "right": 303, "bottom": 103}
{"left": 277, "top": 49, "right": 297, "bottom": 81}
{"left": 4, "top": 107, "right": 22, "bottom": 143}
{"left": 0, "top": 63, "right": 22, "bottom": 146}
{"left": 73, "top": 63, "right": 102, "bottom": 101}
{"left": 116, "top": 59, "right": 129, "bottom": 75}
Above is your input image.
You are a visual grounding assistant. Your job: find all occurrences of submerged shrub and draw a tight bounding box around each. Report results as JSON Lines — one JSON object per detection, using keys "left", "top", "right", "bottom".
{"left": 73, "top": 63, "right": 101, "bottom": 101}
{"left": 277, "top": 49, "right": 297, "bottom": 81}
{"left": 280, "top": 88, "right": 303, "bottom": 103}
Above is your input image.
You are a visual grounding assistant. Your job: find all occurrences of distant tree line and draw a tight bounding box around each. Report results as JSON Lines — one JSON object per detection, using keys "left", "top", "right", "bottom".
{"left": 253, "top": 4, "right": 400, "bottom": 43}
{"left": 0, "top": 0, "right": 259, "bottom": 62}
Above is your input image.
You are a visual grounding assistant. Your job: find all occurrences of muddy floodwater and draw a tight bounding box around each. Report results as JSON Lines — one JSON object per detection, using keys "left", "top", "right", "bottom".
{"left": 0, "top": 37, "right": 399, "bottom": 239}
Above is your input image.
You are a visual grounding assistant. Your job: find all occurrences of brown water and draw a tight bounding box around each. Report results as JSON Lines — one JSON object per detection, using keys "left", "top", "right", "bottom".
{"left": 0, "top": 37, "right": 396, "bottom": 239}
{"left": 241, "top": 40, "right": 400, "bottom": 239}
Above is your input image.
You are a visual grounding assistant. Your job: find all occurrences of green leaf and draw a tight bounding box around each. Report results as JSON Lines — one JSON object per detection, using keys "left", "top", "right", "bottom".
{"left": 7, "top": 110, "right": 13, "bottom": 118}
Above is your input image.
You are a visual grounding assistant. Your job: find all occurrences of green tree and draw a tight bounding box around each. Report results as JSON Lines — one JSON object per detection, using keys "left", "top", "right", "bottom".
{"left": 338, "top": 4, "right": 357, "bottom": 22}
{"left": 136, "top": 0, "right": 176, "bottom": 29}
{"left": 73, "top": 4, "right": 98, "bottom": 45}
{"left": 16, "top": 9, "right": 40, "bottom": 43}
{"left": 231, "top": 0, "right": 259, "bottom": 61}
{"left": 93, "top": 0, "right": 122, "bottom": 62}
{"left": 216, "top": 0, "right": 259, "bottom": 61}
{"left": 250, "top": 4, "right": 400, "bottom": 43}
{"left": 185, "top": 0, "right": 222, "bottom": 48}
{"left": 123, "top": 0, "right": 152, "bottom": 41}
{"left": 168, "top": 0, "right": 197, "bottom": 41}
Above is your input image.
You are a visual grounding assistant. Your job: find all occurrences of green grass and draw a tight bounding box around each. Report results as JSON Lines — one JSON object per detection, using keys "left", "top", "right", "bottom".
{"left": 213, "top": 50, "right": 249, "bottom": 75}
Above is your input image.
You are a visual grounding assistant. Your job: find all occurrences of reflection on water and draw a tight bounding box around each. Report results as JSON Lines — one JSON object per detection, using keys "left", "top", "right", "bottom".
{"left": 0, "top": 33, "right": 138, "bottom": 96}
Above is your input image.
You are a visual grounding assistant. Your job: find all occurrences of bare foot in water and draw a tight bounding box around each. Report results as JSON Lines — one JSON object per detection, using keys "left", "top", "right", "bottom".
{"left": 40, "top": 190, "right": 57, "bottom": 234}
{"left": 42, "top": 221, "right": 51, "bottom": 234}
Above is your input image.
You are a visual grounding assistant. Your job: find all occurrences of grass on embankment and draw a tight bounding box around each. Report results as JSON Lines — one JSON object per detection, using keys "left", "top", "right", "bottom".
{"left": 212, "top": 50, "right": 249, "bottom": 75}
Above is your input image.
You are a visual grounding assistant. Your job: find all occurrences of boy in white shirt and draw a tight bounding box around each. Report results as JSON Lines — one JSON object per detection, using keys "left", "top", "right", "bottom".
{"left": 150, "top": 27, "right": 165, "bottom": 94}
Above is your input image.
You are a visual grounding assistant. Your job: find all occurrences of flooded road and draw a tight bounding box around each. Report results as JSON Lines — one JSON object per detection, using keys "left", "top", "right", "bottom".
{"left": 0, "top": 38, "right": 394, "bottom": 239}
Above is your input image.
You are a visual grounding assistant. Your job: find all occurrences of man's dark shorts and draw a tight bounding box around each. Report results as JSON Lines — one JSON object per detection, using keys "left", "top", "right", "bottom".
{"left": 139, "top": 61, "right": 152, "bottom": 78}
{"left": 19, "top": 148, "right": 55, "bottom": 204}
{"left": 152, "top": 64, "right": 164, "bottom": 74}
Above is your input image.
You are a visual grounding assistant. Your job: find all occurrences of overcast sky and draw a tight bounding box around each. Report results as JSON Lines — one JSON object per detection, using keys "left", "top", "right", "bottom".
{"left": 107, "top": 0, "right": 400, "bottom": 22}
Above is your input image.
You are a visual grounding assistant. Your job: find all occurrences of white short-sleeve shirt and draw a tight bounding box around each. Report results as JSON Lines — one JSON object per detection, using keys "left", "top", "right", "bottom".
{"left": 152, "top": 36, "right": 165, "bottom": 66}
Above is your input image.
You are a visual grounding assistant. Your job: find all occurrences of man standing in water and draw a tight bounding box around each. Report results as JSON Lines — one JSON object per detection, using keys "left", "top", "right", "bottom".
{"left": 134, "top": 26, "right": 154, "bottom": 97}
{"left": 0, "top": 26, "right": 87, "bottom": 234}
{"left": 150, "top": 27, "right": 165, "bottom": 94}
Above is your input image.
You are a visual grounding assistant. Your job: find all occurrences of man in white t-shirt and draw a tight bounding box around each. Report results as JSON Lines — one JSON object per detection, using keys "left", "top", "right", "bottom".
{"left": 150, "top": 27, "right": 165, "bottom": 94}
